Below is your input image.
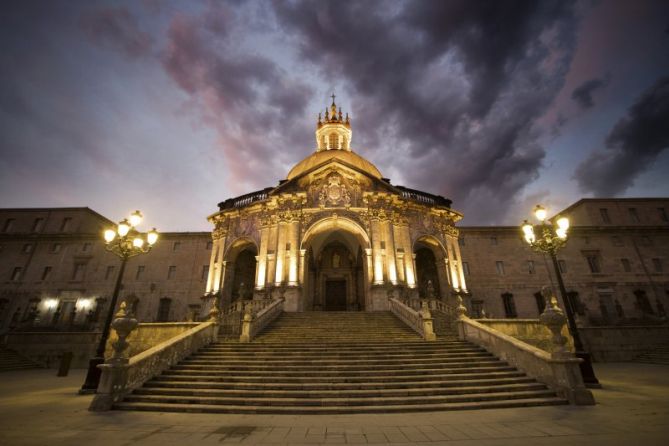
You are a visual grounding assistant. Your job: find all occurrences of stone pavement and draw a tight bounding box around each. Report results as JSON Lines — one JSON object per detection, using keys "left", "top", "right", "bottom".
{"left": 0, "top": 363, "right": 667, "bottom": 446}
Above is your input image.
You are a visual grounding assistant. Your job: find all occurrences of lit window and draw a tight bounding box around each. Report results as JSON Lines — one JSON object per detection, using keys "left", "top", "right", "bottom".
{"left": 495, "top": 261, "right": 505, "bottom": 275}
{"left": 328, "top": 133, "right": 338, "bottom": 149}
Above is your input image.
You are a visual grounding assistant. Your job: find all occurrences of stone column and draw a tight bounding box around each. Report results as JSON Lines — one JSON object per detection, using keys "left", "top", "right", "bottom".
{"left": 255, "top": 224, "right": 270, "bottom": 290}
{"left": 384, "top": 220, "right": 398, "bottom": 285}
{"left": 288, "top": 220, "right": 299, "bottom": 285}
{"left": 451, "top": 234, "right": 467, "bottom": 292}
{"left": 445, "top": 236, "right": 460, "bottom": 291}
{"left": 393, "top": 224, "right": 406, "bottom": 284}
{"left": 274, "top": 221, "right": 287, "bottom": 285}
{"left": 400, "top": 225, "right": 416, "bottom": 289}
{"left": 370, "top": 218, "right": 383, "bottom": 284}
{"left": 298, "top": 249, "right": 306, "bottom": 286}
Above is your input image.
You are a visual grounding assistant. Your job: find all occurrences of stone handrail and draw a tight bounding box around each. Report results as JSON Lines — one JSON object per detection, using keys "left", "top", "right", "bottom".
{"left": 457, "top": 316, "right": 594, "bottom": 405}
{"left": 220, "top": 299, "right": 276, "bottom": 336}
{"left": 89, "top": 320, "right": 218, "bottom": 411}
{"left": 389, "top": 297, "right": 436, "bottom": 341}
{"left": 400, "top": 298, "right": 454, "bottom": 317}
{"left": 240, "top": 298, "right": 284, "bottom": 343}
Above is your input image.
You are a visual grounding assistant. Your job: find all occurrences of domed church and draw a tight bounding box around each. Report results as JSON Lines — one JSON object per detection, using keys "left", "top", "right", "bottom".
{"left": 204, "top": 97, "right": 468, "bottom": 312}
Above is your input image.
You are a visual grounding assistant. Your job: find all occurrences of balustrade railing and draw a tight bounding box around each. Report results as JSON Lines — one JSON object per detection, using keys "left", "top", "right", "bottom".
{"left": 240, "top": 298, "right": 284, "bottom": 343}
{"left": 389, "top": 297, "right": 436, "bottom": 341}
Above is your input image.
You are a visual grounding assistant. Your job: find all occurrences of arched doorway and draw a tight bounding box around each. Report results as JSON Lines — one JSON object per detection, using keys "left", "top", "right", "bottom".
{"left": 301, "top": 217, "right": 370, "bottom": 311}
{"left": 223, "top": 238, "right": 258, "bottom": 304}
{"left": 414, "top": 237, "right": 446, "bottom": 299}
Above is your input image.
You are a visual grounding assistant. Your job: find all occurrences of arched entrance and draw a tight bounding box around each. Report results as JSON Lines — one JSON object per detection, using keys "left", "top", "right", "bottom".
{"left": 414, "top": 237, "right": 447, "bottom": 299}
{"left": 301, "top": 217, "right": 370, "bottom": 311}
{"left": 223, "top": 238, "right": 258, "bottom": 304}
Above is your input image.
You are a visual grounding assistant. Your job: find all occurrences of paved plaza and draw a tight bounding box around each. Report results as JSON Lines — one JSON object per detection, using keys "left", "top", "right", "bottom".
{"left": 0, "top": 362, "right": 668, "bottom": 446}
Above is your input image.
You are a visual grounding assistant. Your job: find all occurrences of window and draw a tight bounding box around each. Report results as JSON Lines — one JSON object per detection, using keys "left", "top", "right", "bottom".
{"left": 135, "top": 265, "right": 145, "bottom": 280}
{"left": 173, "top": 241, "right": 180, "bottom": 251}
{"left": 501, "top": 293, "right": 517, "bottom": 318}
{"left": 534, "top": 291, "right": 546, "bottom": 314}
{"left": 72, "top": 263, "right": 86, "bottom": 281}
{"left": 60, "top": 217, "right": 72, "bottom": 232}
{"left": 22, "top": 243, "right": 33, "bottom": 254}
{"left": 599, "top": 208, "right": 611, "bottom": 223}
{"left": 585, "top": 254, "right": 601, "bottom": 273}
{"left": 652, "top": 258, "right": 663, "bottom": 272}
{"left": 490, "top": 236, "right": 498, "bottom": 246}
{"left": 621, "top": 258, "right": 631, "bottom": 272}
{"left": 471, "top": 300, "right": 484, "bottom": 318}
{"left": 201, "top": 265, "right": 210, "bottom": 280}
{"left": 659, "top": 208, "right": 668, "bottom": 223}
{"left": 527, "top": 260, "right": 535, "bottom": 274}
{"left": 462, "top": 262, "right": 470, "bottom": 276}
{"left": 495, "top": 261, "right": 505, "bottom": 275}
{"left": 568, "top": 291, "right": 585, "bottom": 315}
{"left": 611, "top": 236, "right": 623, "bottom": 246}
{"left": 2, "top": 218, "right": 15, "bottom": 232}
{"left": 10, "top": 267, "right": 22, "bottom": 281}
{"left": 105, "top": 266, "right": 115, "bottom": 280}
{"left": 157, "top": 298, "right": 172, "bottom": 322}
{"left": 328, "top": 133, "right": 338, "bottom": 149}
{"left": 32, "top": 218, "right": 44, "bottom": 232}
{"left": 41, "top": 266, "right": 52, "bottom": 281}
{"left": 206, "top": 241, "right": 213, "bottom": 250}
{"left": 167, "top": 265, "right": 176, "bottom": 279}
{"left": 458, "top": 237, "right": 465, "bottom": 247}
{"left": 51, "top": 243, "right": 61, "bottom": 253}
{"left": 628, "top": 208, "right": 639, "bottom": 223}
{"left": 634, "top": 290, "right": 653, "bottom": 315}
{"left": 82, "top": 242, "right": 91, "bottom": 252}
{"left": 558, "top": 260, "right": 567, "bottom": 274}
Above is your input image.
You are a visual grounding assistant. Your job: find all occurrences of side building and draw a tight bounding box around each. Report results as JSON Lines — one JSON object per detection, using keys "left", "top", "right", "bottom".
{"left": 0, "top": 208, "right": 211, "bottom": 333}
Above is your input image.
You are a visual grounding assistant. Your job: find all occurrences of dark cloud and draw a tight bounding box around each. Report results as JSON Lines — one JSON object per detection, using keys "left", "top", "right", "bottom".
{"left": 574, "top": 76, "right": 669, "bottom": 196}
{"left": 80, "top": 7, "right": 153, "bottom": 58}
{"left": 571, "top": 77, "right": 609, "bottom": 109}
{"left": 161, "top": 7, "right": 313, "bottom": 194}
{"left": 273, "top": 0, "right": 578, "bottom": 222}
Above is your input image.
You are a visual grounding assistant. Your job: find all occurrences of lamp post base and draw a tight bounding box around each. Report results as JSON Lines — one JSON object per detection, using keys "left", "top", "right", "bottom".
{"left": 79, "top": 357, "right": 105, "bottom": 394}
{"left": 575, "top": 351, "right": 601, "bottom": 388}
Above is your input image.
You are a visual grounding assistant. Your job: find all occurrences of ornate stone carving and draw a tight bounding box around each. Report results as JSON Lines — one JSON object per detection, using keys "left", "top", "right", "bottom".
{"left": 318, "top": 172, "right": 351, "bottom": 207}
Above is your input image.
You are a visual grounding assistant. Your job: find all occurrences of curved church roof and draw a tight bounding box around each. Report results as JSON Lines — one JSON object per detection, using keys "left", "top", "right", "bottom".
{"left": 286, "top": 149, "right": 382, "bottom": 180}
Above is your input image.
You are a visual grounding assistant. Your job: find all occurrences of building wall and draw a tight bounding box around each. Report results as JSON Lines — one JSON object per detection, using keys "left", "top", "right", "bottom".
{"left": 0, "top": 208, "right": 211, "bottom": 331}
{"left": 459, "top": 199, "right": 669, "bottom": 322}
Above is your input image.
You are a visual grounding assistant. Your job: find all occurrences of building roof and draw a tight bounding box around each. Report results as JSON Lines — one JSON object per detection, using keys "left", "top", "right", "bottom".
{"left": 286, "top": 149, "right": 383, "bottom": 180}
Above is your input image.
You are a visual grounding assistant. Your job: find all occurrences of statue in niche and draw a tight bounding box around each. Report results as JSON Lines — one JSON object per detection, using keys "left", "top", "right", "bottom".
{"left": 332, "top": 252, "right": 341, "bottom": 268}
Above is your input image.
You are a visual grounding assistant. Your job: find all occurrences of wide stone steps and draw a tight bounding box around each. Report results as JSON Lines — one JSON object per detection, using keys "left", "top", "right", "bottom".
{"left": 634, "top": 347, "right": 669, "bottom": 365}
{"left": 0, "top": 346, "right": 40, "bottom": 372}
{"left": 115, "top": 311, "right": 567, "bottom": 413}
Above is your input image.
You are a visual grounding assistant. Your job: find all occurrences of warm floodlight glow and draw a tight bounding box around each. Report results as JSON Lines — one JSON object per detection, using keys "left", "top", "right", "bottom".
{"left": 133, "top": 237, "right": 144, "bottom": 248}
{"left": 556, "top": 228, "right": 567, "bottom": 239}
{"left": 533, "top": 205, "right": 547, "bottom": 222}
{"left": 522, "top": 221, "right": 535, "bottom": 244}
{"left": 147, "top": 228, "right": 158, "bottom": 245}
{"left": 117, "top": 220, "right": 130, "bottom": 237}
{"left": 129, "top": 210, "right": 143, "bottom": 227}
{"left": 78, "top": 298, "right": 91, "bottom": 309}
{"left": 104, "top": 229, "right": 116, "bottom": 243}
{"left": 557, "top": 217, "right": 570, "bottom": 230}
{"left": 45, "top": 298, "right": 58, "bottom": 309}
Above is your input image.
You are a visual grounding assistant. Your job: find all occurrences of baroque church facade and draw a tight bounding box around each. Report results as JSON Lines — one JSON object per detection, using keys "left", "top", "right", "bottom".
{"left": 204, "top": 98, "right": 467, "bottom": 313}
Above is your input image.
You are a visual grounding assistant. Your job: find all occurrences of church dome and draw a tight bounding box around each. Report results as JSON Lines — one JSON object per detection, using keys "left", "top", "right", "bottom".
{"left": 286, "top": 149, "right": 383, "bottom": 180}
{"left": 287, "top": 95, "right": 383, "bottom": 180}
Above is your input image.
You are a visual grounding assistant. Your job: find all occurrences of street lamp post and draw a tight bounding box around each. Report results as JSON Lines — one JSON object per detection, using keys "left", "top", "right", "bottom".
{"left": 79, "top": 210, "right": 158, "bottom": 394}
{"left": 522, "top": 205, "right": 600, "bottom": 387}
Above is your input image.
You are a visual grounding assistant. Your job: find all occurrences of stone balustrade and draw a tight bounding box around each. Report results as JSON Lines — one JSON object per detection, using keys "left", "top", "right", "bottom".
{"left": 389, "top": 297, "right": 436, "bottom": 341}
{"left": 239, "top": 298, "right": 284, "bottom": 343}
{"left": 457, "top": 316, "right": 594, "bottom": 405}
{"left": 89, "top": 320, "right": 218, "bottom": 411}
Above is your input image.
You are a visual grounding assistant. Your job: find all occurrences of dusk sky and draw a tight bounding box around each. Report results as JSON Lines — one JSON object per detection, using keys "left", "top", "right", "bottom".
{"left": 1, "top": 0, "right": 668, "bottom": 231}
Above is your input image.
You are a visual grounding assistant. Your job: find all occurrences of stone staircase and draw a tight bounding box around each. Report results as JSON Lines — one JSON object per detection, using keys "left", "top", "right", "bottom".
{"left": 114, "top": 311, "right": 567, "bottom": 413}
{"left": 0, "top": 345, "right": 41, "bottom": 372}
{"left": 633, "top": 346, "right": 669, "bottom": 365}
